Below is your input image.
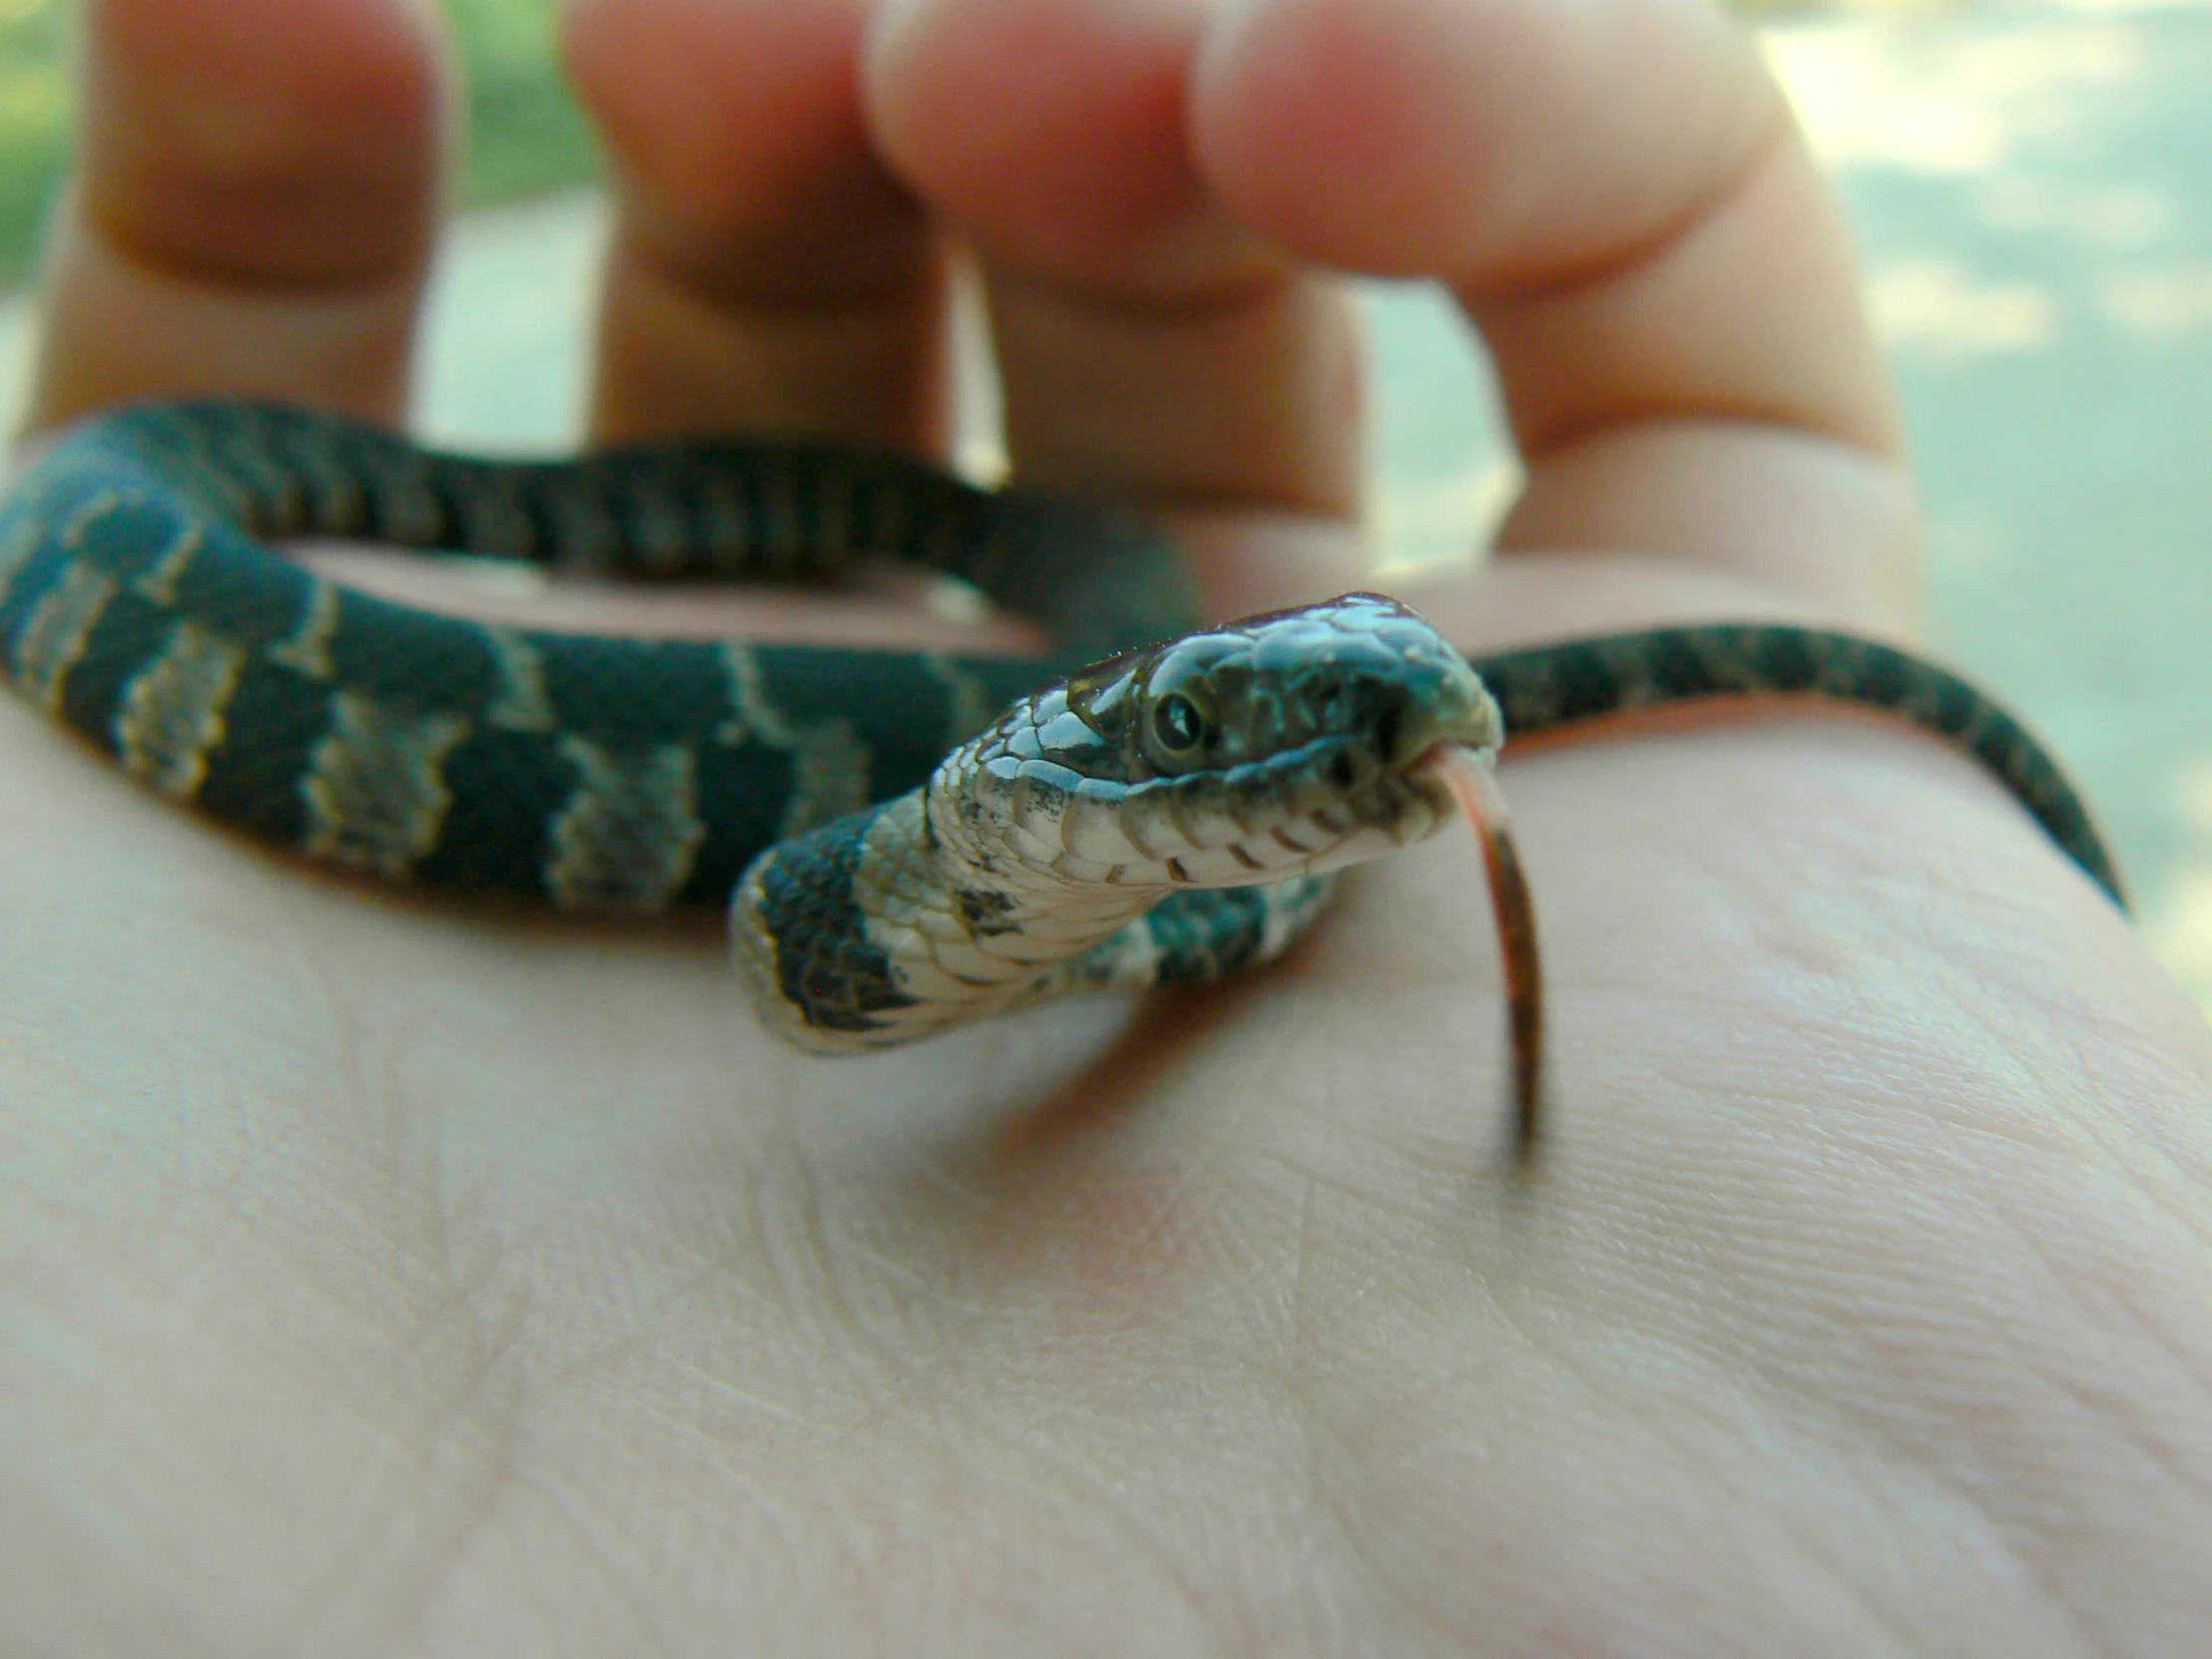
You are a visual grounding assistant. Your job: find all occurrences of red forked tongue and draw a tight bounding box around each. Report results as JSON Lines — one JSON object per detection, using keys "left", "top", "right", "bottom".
{"left": 1426, "top": 745, "right": 1545, "bottom": 1161}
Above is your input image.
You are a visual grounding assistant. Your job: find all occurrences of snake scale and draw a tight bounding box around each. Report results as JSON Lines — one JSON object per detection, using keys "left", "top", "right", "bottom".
{"left": 0, "top": 400, "right": 2124, "bottom": 1144}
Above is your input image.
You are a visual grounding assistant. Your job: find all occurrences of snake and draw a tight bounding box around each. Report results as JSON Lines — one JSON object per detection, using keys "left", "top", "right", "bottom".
{"left": 0, "top": 400, "right": 2125, "bottom": 1151}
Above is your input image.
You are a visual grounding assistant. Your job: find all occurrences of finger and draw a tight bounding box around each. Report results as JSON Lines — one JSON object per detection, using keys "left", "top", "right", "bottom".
{"left": 1192, "top": 0, "right": 1915, "bottom": 623}
{"left": 864, "top": 0, "right": 1366, "bottom": 519}
{"left": 563, "top": 0, "right": 950, "bottom": 452}
{"left": 23, "top": 0, "right": 449, "bottom": 435}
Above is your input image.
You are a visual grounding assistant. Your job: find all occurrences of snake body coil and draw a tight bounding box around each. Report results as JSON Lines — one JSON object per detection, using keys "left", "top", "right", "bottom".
{"left": 0, "top": 401, "right": 2124, "bottom": 1058}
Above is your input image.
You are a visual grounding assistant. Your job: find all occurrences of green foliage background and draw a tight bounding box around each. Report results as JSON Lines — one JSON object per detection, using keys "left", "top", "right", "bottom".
{"left": 0, "top": 0, "right": 602, "bottom": 286}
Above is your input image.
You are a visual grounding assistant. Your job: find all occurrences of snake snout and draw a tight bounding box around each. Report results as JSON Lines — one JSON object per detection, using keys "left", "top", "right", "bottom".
{"left": 1366, "top": 649, "right": 1504, "bottom": 775}
{"left": 1390, "top": 671, "right": 1505, "bottom": 771}
{"left": 1246, "top": 597, "right": 1503, "bottom": 770}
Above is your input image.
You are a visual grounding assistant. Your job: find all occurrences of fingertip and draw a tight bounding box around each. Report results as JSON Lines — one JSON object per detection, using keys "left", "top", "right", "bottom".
{"left": 863, "top": 0, "right": 1256, "bottom": 290}
{"left": 565, "top": 0, "right": 922, "bottom": 297}
{"left": 28, "top": 0, "right": 451, "bottom": 432}
{"left": 1193, "top": 0, "right": 1468, "bottom": 276}
{"left": 80, "top": 0, "right": 451, "bottom": 288}
{"left": 561, "top": 0, "right": 953, "bottom": 448}
{"left": 1192, "top": 0, "right": 1774, "bottom": 283}
{"left": 859, "top": 0, "right": 1367, "bottom": 513}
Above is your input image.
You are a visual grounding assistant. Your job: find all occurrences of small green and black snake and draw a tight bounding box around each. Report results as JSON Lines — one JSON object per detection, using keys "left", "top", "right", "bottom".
{"left": 0, "top": 400, "right": 2124, "bottom": 1142}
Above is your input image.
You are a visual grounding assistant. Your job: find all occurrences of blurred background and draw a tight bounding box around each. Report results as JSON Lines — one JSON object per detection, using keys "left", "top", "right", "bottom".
{"left": 0, "top": 0, "right": 2206, "bottom": 1013}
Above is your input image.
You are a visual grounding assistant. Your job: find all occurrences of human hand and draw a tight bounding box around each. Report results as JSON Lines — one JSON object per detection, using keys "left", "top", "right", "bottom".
{"left": 4, "top": 0, "right": 2209, "bottom": 1652}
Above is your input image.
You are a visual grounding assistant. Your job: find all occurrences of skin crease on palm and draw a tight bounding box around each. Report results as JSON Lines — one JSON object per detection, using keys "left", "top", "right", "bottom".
{"left": 1, "top": 0, "right": 2209, "bottom": 1651}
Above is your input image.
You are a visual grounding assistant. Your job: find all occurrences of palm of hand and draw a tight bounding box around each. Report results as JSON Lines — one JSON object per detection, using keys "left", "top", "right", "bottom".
{"left": 8, "top": 551, "right": 2199, "bottom": 1652}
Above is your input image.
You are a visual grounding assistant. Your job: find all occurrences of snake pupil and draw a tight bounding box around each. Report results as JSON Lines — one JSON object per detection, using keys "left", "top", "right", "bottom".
{"left": 1153, "top": 693, "right": 1204, "bottom": 753}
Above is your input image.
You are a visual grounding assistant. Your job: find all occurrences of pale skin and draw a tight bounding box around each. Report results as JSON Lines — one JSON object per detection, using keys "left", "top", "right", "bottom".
{"left": 2, "top": 0, "right": 2209, "bottom": 1651}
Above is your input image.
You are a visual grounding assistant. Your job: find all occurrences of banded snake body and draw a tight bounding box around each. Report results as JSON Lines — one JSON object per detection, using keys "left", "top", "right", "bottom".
{"left": 0, "top": 402, "right": 2124, "bottom": 1146}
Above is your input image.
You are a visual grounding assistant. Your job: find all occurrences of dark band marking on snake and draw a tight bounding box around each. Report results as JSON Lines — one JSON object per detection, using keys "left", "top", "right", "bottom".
{"left": 0, "top": 401, "right": 2127, "bottom": 1153}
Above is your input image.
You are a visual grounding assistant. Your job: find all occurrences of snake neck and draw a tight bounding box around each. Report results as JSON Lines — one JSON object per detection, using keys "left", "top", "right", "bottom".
{"left": 728, "top": 790, "right": 1168, "bottom": 1054}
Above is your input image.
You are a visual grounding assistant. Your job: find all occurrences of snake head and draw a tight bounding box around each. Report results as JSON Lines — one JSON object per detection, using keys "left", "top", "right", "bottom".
{"left": 1072, "top": 591, "right": 1502, "bottom": 781}
{"left": 933, "top": 593, "right": 1506, "bottom": 887}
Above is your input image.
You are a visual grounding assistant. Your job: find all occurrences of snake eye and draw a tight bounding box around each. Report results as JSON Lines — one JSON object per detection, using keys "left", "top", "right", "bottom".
{"left": 1152, "top": 693, "right": 1205, "bottom": 754}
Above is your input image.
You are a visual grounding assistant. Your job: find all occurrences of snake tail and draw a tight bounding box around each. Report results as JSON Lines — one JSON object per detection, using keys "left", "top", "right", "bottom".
{"left": 1474, "top": 625, "right": 2125, "bottom": 908}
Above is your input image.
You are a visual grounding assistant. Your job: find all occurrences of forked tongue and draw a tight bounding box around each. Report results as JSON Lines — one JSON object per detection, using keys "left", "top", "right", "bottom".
{"left": 1425, "top": 746, "right": 1544, "bottom": 1161}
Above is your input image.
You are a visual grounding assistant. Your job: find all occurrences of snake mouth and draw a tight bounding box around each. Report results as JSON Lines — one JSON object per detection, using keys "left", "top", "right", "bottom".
{"left": 1066, "top": 727, "right": 1475, "bottom": 884}
{"left": 1062, "top": 663, "right": 1506, "bottom": 877}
